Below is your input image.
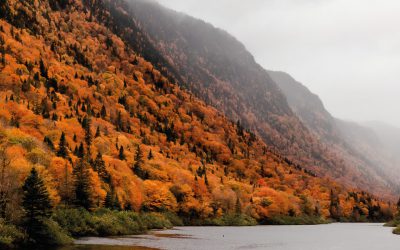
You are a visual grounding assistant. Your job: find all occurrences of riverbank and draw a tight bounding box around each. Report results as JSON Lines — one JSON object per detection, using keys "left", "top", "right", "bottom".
{"left": 0, "top": 209, "right": 331, "bottom": 249}
{"left": 384, "top": 217, "right": 400, "bottom": 235}
{"left": 65, "top": 223, "right": 400, "bottom": 250}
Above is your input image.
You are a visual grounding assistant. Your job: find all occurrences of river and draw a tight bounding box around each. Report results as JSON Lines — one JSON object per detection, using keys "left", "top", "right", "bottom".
{"left": 58, "top": 223, "right": 400, "bottom": 250}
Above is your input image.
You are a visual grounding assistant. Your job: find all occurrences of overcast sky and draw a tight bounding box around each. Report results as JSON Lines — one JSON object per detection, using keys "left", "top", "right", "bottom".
{"left": 155, "top": 0, "right": 400, "bottom": 127}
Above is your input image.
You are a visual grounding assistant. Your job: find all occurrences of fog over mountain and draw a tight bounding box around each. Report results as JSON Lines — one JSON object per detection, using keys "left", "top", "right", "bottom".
{"left": 155, "top": 0, "right": 400, "bottom": 127}
{"left": 121, "top": 0, "right": 400, "bottom": 198}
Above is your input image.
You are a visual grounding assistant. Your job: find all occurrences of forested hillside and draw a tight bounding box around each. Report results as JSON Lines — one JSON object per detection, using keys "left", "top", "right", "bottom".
{"left": 110, "top": 0, "right": 398, "bottom": 198}
{"left": 0, "top": 0, "right": 394, "bottom": 247}
{"left": 268, "top": 70, "right": 400, "bottom": 197}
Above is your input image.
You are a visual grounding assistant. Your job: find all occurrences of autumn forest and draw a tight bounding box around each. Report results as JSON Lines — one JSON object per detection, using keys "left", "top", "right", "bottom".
{"left": 0, "top": 0, "right": 399, "bottom": 248}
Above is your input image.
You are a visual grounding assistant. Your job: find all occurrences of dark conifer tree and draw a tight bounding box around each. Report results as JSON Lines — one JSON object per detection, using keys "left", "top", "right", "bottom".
{"left": 116, "top": 111, "right": 123, "bottom": 131}
{"left": 133, "top": 145, "right": 147, "bottom": 179}
{"left": 39, "top": 59, "right": 48, "bottom": 79}
{"left": 235, "top": 196, "right": 242, "bottom": 214}
{"left": 21, "top": 79, "right": 31, "bottom": 92}
{"left": 43, "top": 136, "right": 55, "bottom": 151}
{"left": 100, "top": 105, "right": 107, "bottom": 118}
{"left": 119, "top": 146, "right": 125, "bottom": 160}
{"left": 77, "top": 142, "right": 85, "bottom": 158}
{"left": 73, "top": 159, "right": 93, "bottom": 210}
{"left": 147, "top": 149, "right": 153, "bottom": 160}
{"left": 22, "top": 168, "right": 52, "bottom": 243}
{"left": 95, "top": 126, "right": 101, "bottom": 138}
{"left": 56, "top": 132, "right": 68, "bottom": 158}
{"left": 104, "top": 191, "right": 113, "bottom": 209}
{"left": 93, "top": 152, "right": 108, "bottom": 182}
{"left": 83, "top": 116, "right": 92, "bottom": 157}
{"left": 204, "top": 171, "right": 209, "bottom": 186}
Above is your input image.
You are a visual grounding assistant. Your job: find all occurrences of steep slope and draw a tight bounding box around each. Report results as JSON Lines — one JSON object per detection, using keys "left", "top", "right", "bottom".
{"left": 268, "top": 70, "right": 400, "bottom": 195}
{"left": 0, "top": 0, "right": 392, "bottom": 227}
{"left": 93, "top": 0, "right": 398, "bottom": 197}
{"left": 363, "top": 121, "right": 400, "bottom": 166}
{"left": 267, "top": 71, "right": 338, "bottom": 142}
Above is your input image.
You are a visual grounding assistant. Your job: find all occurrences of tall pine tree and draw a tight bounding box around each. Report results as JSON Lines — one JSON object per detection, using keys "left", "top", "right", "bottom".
{"left": 93, "top": 152, "right": 109, "bottom": 182}
{"left": 73, "top": 159, "right": 93, "bottom": 210}
{"left": 119, "top": 146, "right": 125, "bottom": 160}
{"left": 133, "top": 145, "right": 147, "bottom": 179}
{"left": 83, "top": 116, "right": 92, "bottom": 158}
{"left": 22, "top": 168, "right": 52, "bottom": 243}
{"left": 56, "top": 132, "right": 68, "bottom": 158}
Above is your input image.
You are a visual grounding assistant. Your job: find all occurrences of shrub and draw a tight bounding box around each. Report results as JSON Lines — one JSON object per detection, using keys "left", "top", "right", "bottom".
{"left": 91, "top": 210, "right": 145, "bottom": 236}
{"left": 264, "top": 215, "right": 329, "bottom": 225}
{"left": 0, "top": 219, "right": 25, "bottom": 249}
{"left": 204, "top": 214, "right": 257, "bottom": 226}
{"left": 141, "top": 212, "right": 173, "bottom": 229}
{"left": 385, "top": 217, "right": 400, "bottom": 227}
{"left": 393, "top": 226, "right": 400, "bottom": 235}
{"left": 52, "top": 208, "right": 176, "bottom": 237}
{"left": 38, "top": 219, "right": 73, "bottom": 246}
{"left": 52, "top": 208, "right": 96, "bottom": 236}
{"left": 161, "top": 212, "right": 184, "bottom": 226}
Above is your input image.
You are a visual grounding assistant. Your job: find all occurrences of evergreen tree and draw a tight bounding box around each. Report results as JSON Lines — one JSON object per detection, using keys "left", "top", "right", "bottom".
{"left": 329, "top": 189, "right": 342, "bottom": 220}
{"left": 119, "top": 146, "right": 126, "bottom": 160}
{"left": 133, "top": 145, "right": 147, "bottom": 179}
{"left": 134, "top": 145, "right": 143, "bottom": 167}
{"left": 116, "top": 111, "right": 123, "bottom": 131}
{"left": 0, "top": 44, "right": 5, "bottom": 66}
{"left": 22, "top": 168, "right": 52, "bottom": 243}
{"left": 235, "top": 196, "right": 242, "bottom": 215}
{"left": 43, "top": 136, "right": 55, "bottom": 151}
{"left": 104, "top": 191, "right": 113, "bottom": 209}
{"left": 56, "top": 132, "right": 68, "bottom": 158}
{"left": 100, "top": 105, "right": 107, "bottom": 118}
{"left": 95, "top": 126, "right": 101, "bottom": 138}
{"left": 204, "top": 171, "right": 209, "bottom": 186}
{"left": 39, "top": 59, "right": 48, "bottom": 79}
{"left": 77, "top": 142, "right": 85, "bottom": 158}
{"left": 21, "top": 79, "right": 31, "bottom": 92}
{"left": 73, "top": 159, "right": 93, "bottom": 210}
{"left": 83, "top": 116, "right": 92, "bottom": 157}
{"left": 93, "top": 152, "right": 109, "bottom": 182}
{"left": 104, "top": 188, "right": 121, "bottom": 210}
{"left": 147, "top": 149, "right": 154, "bottom": 160}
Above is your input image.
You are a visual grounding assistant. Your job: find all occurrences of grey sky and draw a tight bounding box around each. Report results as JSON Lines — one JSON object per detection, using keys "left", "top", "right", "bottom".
{"left": 155, "top": 0, "right": 400, "bottom": 127}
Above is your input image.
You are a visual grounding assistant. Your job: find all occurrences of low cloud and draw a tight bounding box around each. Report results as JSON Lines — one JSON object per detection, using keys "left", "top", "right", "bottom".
{"left": 155, "top": 0, "right": 400, "bottom": 126}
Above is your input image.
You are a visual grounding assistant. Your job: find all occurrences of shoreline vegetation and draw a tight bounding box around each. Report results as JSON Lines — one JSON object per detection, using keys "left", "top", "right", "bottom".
{"left": 384, "top": 216, "right": 400, "bottom": 235}
{"left": 0, "top": 165, "right": 392, "bottom": 249}
{"left": 1, "top": 207, "right": 386, "bottom": 249}
{"left": 0, "top": 1, "right": 395, "bottom": 249}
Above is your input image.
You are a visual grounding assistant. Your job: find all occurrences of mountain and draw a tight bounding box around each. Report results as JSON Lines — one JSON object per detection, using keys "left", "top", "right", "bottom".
{"left": 267, "top": 70, "right": 338, "bottom": 142}
{"left": 268, "top": 70, "right": 400, "bottom": 197}
{"left": 0, "top": 0, "right": 397, "bottom": 246}
{"left": 103, "top": 0, "right": 398, "bottom": 198}
{"left": 363, "top": 121, "right": 400, "bottom": 165}
{"left": 0, "top": 0, "right": 393, "bottom": 230}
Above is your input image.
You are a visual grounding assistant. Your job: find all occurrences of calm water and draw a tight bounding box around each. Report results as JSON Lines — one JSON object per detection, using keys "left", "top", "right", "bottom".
{"left": 59, "top": 223, "right": 400, "bottom": 250}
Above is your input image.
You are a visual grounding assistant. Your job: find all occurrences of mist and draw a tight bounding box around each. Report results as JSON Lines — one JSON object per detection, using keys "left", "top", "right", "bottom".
{"left": 155, "top": 0, "right": 400, "bottom": 127}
